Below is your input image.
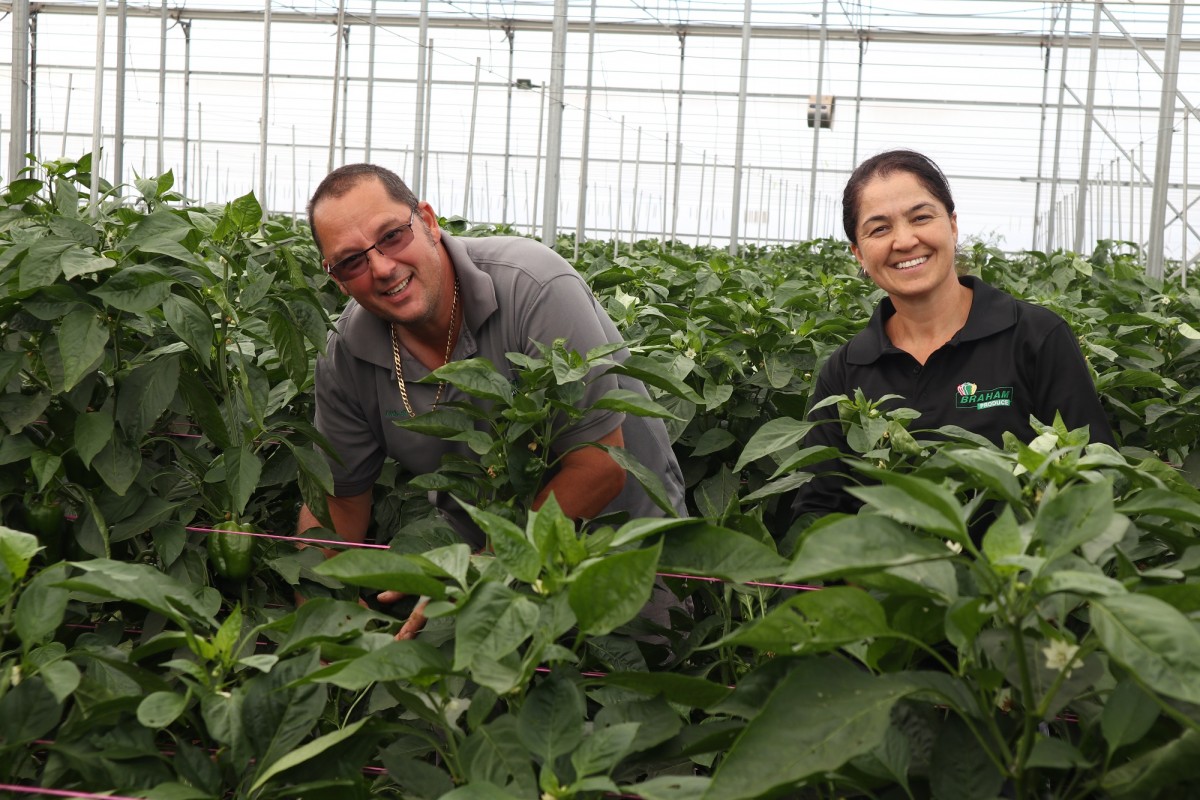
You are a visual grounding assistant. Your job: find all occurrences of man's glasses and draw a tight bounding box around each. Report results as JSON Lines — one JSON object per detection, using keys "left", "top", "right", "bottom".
{"left": 323, "top": 208, "right": 418, "bottom": 282}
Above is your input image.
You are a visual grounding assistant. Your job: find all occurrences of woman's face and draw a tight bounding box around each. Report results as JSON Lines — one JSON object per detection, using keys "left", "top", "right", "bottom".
{"left": 850, "top": 170, "right": 959, "bottom": 305}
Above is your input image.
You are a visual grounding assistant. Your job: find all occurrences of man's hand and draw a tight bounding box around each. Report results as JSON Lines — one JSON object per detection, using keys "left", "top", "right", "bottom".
{"left": 376, "top": 590, "right": 429, "bottom": 640}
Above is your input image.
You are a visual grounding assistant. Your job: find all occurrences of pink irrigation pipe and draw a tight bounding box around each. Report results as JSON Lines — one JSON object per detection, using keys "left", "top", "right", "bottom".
{"left": 0, "top": 785, "right": 145, "bottom": 800}
{"left": 186, "top": 525, "right": 821, "bottom": 590}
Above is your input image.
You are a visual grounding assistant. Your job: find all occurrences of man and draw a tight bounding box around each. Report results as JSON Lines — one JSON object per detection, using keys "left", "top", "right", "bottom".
{"left": 297, "top": 164, "right": 687, "bottom": 635}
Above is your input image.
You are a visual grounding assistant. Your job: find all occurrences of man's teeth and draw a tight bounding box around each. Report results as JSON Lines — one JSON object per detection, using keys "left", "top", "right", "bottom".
{"left": 385, "top": 277, "right": 411, "bottom": 296}
{"left": 895, "top": 257, "right": 927, "bottom": 270}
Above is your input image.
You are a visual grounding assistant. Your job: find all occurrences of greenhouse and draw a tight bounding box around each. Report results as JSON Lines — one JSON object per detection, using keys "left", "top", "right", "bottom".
{"left": 1, "top": 1, "right": 1200, "bottom": 799}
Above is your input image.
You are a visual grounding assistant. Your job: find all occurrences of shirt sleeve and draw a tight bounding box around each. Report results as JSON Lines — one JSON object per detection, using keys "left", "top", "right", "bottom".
{"left": 517, "top": 272, "right": 626, "bottom": 453}
{"left": 1031, "top": 321, "right": 1116, "bottom": 447}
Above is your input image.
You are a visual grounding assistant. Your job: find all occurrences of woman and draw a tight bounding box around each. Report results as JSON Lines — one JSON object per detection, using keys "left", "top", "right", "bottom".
{"left": 790, "top": 149, "right": 1115, "bottom": 522}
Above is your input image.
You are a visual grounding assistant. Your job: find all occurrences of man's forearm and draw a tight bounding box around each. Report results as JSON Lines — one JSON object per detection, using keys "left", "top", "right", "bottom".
{"left": 297, "top": 490, "right": 373, "bottom": 548}
{"left": 534, "top": 427, "right": 627, "bottom": 520}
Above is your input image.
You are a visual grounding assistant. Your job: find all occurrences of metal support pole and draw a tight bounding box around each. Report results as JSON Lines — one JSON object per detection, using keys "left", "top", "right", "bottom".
{"left": 157, "top": 0, "right": 168, "bottom": 173}
{"left": 575, "top": 0, "right": 599, "bottom": 259}
{"left": 697, "top": 148, "right": 706, "bottom": 249}
{"left": 542, "top": 0, "right": 568, "bottom": 243}
{"left": 807, "top": 0, "right": 829, "bottom": 239}
{"left": 670, "top": 30, "right": 686, "bottom": 243}
{"left": 501, "top": 26, "right": 515, "bottom": 222}
{"left": 259, "top": 0, "right": 271, "bottom": 209}
{"left": 1140, "top": 141, "right": 1146, "bottom": 250}
{"left": 1101, "top": 3, "right": 1199, "bottom": 125}
{"left": 852, "top": 36, "right": 864, "bottom": 167}
{"left": 1128, "top": 149, "right": 1134, "bottom": 245}
{"left": 662, "top": 134, "right": 669, "bottom": 240}
{"left": 730, "top": 0, "right": 752, "bottom": 255}
{"left": 327, "top": 0, "right": 346, "bottom": 174}
{"left": 29, "top": 11, "right": 37, "bottom": 162}
{"left": 181, "top": 20, "right": 191, "bottom": 197}
{"left": 1033, "top": 11, "right": 1057, "bottom": 249}
{"left": 1147, "top": 0, "right": 1185, "bottom": 278}
{"left": 421, "top": 40, "right": 434, "bottom": 198}
{"left": 615, "top": 117, "right": 625, "bottom": 256}
{"left": 365, "top": 0, "right": 377, "bottom": 160}
{"left": 8, "top": 0, "right": 30, "bottom": 180}
{"left": 630, "top": 127, "right": 642, "bottom": 246}
{"left": 90, "top": 0, "right": 107, "bottom": 216}
{"left": 532, "top": 83, "right": 546, "bottom": 237}
{"left": 1048, "top": 1, "right": 1072, "bottom": 251}
{"left": 1185, "top": 110, "right": 1190, "bottom": 287}
{"left": 60, "top": 73, "right": 72, "bottom": 157}
{"left": 1074, "top": 0, "right": 1102, "bottom": 253}
{"left": 463, "top": 57, "right": 481, "bottom": 220}
{"left": 412, "top": 0, "right": 428, "bottom": 193}
{"left": 340, "top": 26, "right": 351, "bottom": 165}
{"left": 709, "top": 154, "right": 717, "bottom": 246}
{"left": 114, "top": 0, "right": 126, "bottom": 186}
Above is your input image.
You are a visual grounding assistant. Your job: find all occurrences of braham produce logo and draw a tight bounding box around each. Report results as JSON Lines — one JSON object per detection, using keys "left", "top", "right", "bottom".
{"left": 956, "top": 381, "right": 1013, "bottom": 410}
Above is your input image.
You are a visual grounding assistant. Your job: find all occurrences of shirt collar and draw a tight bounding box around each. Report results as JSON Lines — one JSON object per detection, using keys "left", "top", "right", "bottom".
{"left": 845, "top": 275, "right": 1017, "bottom": 365}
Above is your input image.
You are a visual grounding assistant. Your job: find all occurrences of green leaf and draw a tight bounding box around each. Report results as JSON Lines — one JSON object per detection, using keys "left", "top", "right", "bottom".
{"left": 138, "top": 691, "right": 189, "bottom": 729}
{"left": 610, "top": 354, "right": 704, "bottom": 403}
{"left": 784, "top": 516, "right": 954, "bottom": 582}
{"left": 593, "top": 388, "right": 681, "bottom": 419}
{"left": 91, "top": 433, "right": 141, "bottom": 495}
{"left": 462, "top": 504, "right": 541, "bottom": 584}
{"left": 714, "top": 587, "right": 892, "bottom": 654}
{"left": 569, "top": 541, "right": 661, "bottom": 636}
{"left": 1034, "top": 479, "right": 1115, "bottom": 561}
{"left": 224, "top": 445, "right": 263, "bottom": 517}
{"left": 0, "top": 527, "right": 39, "bottom": 597}
{"left": 1032, "top": 569, "right": 1126, "bottom": 598}
{"left": 1101, "top": 677, "right": 1160, "bottom": 756}
{"left": 849, "top": 468, "right": 968, "bottom": 544}
{"left": 313, "top": 549, "right": 446, "bottom": 599}
{"left": 1092, "top": 593, "right": 1200, "bottom": 705}
{"left": 163, "top": 294, "right": 215, "bottom": 367}
{"left": 58, "top": 559, "right": 217, "bottom": 628}
{"left": 18, "top": 237, "right": 71, "bottom": 290}
{"left": 273, "top": 599, "right": 386, "bottom": 655}
{"left": 657, "top": 522, "right": 787, "bottom": 583}
{"left": 0, "top": 677, "right": 62, "bottom": 745}
{"left": 269, "top": 307, "right": 309, "bottom": 385}
{"left": 572, "top": 722, "right": 639, "bottom": 777}
{"left": 460, "top": 716, "right": 538, "bottom": 797}
{"left": 429, "top": 358, "right": 514, "bottom": 403}
{"left": 29, "top": 449, "right": 61, "bottom": 492}
{"left": 1102, "top": 729, "right": 1200, "bottom": 799}
{"left": 624, "top": 776, "right": 712, "bottom": 800}
{"left": 981, "top": 506, "right": 1025, "bottom": 571}
{"left": 599, "top": 673, "right": 732, "bottom": 710}
{"left": 705, "top": 660, "right": 917, "bottom": 800}
{"left": 454, "top": 582, "right": 541, "bottom": 672}
{"left": 604, "top": 445, "right": 677, "bottom": 515}
{"left": 74, "top": 403, "right": 114, "bottom": 468}
{"left": 735, "top": 418, "right": 818, "bottom": 471}
{"left": 57, "top": 309, "right": 108, "bottom": 392}
{"left": 178, "top": 370, "right": 232, "bottom": 451}
{"left": 225, "top": 191, "right": 264, "bottom": 234}
{"left": 60, "top": 246, "right": 115, "bottom": 280}
{"left": 518, "top": 670, "right": 584, "bottom": 764}
{"left": 90, "top": 264, "right": 175, "bottom": 312}
{"left": 248, "top": 718, "right": 368, "bottom": 793}
{"left": 14, "top": 563, "right": 69, "bottom": 646}
{"left": 306, "top": 640, "right": 451, "bottom": 690}
{"left": 1117, "top": 488, "right": 1200, "bottom": 525}
{"left": 942, "top": 447, "right": 1023, "bottom": 505}
{"left": 115, "top": 354, "right": 181, "bottom": 440}
{"left": 692, "top": 427, "right": 738, "bottom": 457}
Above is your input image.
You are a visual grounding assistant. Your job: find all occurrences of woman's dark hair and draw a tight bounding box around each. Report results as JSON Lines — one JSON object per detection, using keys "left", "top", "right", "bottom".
{"left": 842, "top": 150, "right": 955, "bottom": 245}
{"left": 307, "top": 163, "right": 419, "bottom": 255}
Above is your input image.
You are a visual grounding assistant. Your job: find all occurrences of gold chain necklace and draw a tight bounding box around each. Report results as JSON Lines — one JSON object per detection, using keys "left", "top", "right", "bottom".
{"left": 389, "top": 278, "right": 459, "bottom": 417}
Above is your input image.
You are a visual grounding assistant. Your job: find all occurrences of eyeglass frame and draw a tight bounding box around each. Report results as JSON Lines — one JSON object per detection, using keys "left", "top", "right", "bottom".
{"left": 322, "top": 206, "right": 420, "bottom": 282}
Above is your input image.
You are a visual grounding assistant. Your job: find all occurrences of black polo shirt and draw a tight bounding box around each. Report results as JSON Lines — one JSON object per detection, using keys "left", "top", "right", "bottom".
{"left": 791, "top": 276, "right": 1115, "bottom": 518}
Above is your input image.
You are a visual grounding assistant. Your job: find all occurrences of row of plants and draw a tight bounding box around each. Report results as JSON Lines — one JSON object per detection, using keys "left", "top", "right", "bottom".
{"left": 1, "top": 157, "right": 1199, "bottom": 798}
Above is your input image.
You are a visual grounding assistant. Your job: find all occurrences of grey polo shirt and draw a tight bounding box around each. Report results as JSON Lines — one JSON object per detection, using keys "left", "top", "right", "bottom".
{"left": 314, "top": 232, "right": 686, "bottom": 541}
